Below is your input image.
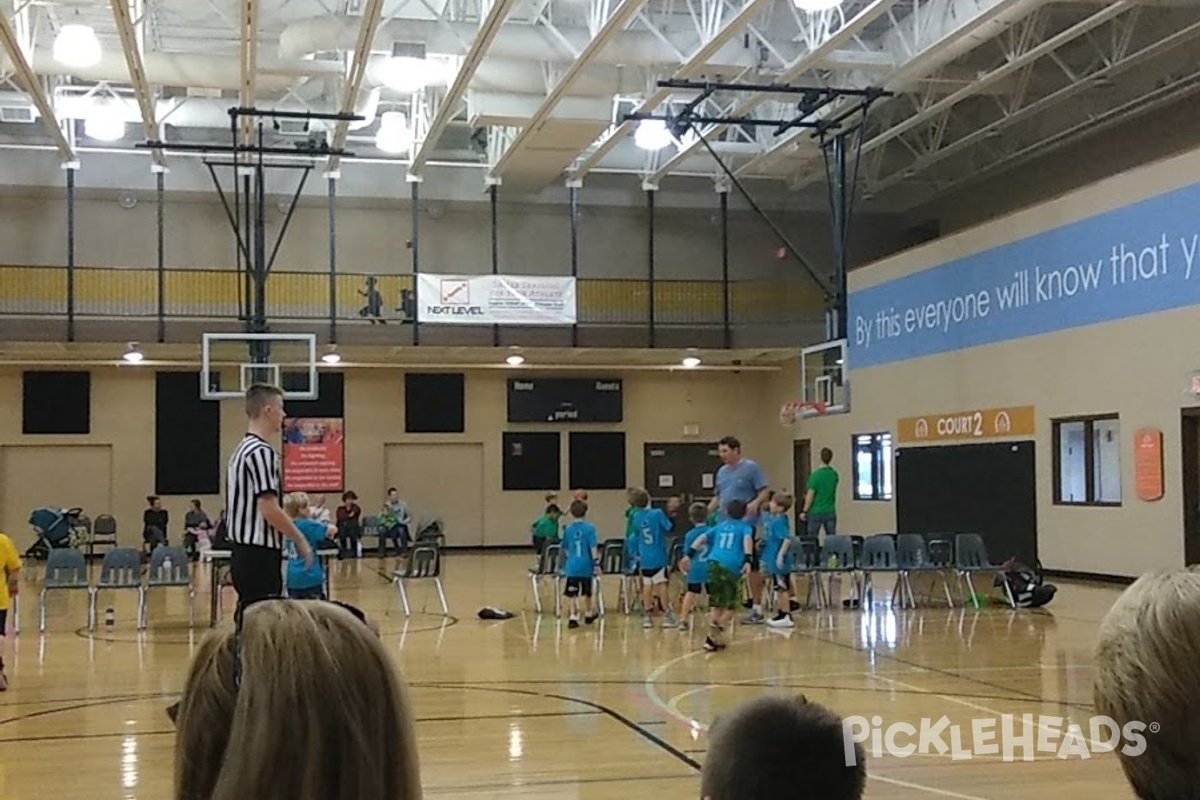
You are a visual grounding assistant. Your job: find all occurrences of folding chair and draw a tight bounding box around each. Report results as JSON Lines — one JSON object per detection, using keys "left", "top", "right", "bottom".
{"left": 529, "top": 543, "right": 563, "bottom": 615}
{"left": 789, "top": 536, "right": 824, "bottom": 609}
{"left": 361, "top": 515, "right": 380, "bottom": 554}
{"left": 598, "top": 539, "right": 626, "bottom": 614}
{"left": 89, "top": 514, "right": 118, "bottom": 559}
{"left": 817, "top": 534, "right": 860, "bottom": 608}
{"left": 89, "top": 547, "right": 146, "bottom": 631}
{"left": 859, "top": 535, "right": 900, "bottom": 607}
{"left": 895, "top": 534, "right": 955, "bottom": 608}
{"left": 145, "top": 545, "right": 195, "bottom": 628}
{"left": 955, "top": 534, "right": 1011, "bottom": 607}
{"left": 392, "top": 544, "right": 448, "bottom": 616}
{"left": 39, "top": 548, "right": 91, "bottom": 632}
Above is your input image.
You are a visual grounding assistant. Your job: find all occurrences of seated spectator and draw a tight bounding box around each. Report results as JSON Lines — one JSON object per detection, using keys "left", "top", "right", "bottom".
{"left": 171, "top": 599, "right": 421, "bottom": 800}
{"left": 336, "top": 491, "right": 363, "bottom": 560}
{"left": 143, "top": 495, "right": 169, "bottom": 550}
{"left": 183, "top": 500, "right": 212, "bottom": 560}
{"left": 701, "top": 694, "right": 866, "bottom": 800}
{"left": 1094, "top": 567, "right": 1200, "bottom": 800}
{"left": 309, "top": 494, "right": 333, "bottom": 525}
{"left": 379, "top": 487, "right": 412, "bottom": 558}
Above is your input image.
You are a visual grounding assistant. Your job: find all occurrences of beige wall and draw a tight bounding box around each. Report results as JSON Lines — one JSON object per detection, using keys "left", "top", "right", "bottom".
{"left": 0, "top": 366, "right": 793, "bottom": 548}
{"left": 787, "top": 144, "right": 1200, "bottom": 578}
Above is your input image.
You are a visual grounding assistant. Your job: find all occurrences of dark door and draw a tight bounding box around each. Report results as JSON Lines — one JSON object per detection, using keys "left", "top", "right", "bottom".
{"left": 643, "top": 443, "right": 721, "bottom": 507}
{"left": 895, "top": 440, "right": 1038, "bottom": 566}
{"left": 1182, "top": 410, "right": 1200, "bottom": 564}
{"left": 793, "top": 439, "right": 811, "bottom": 531}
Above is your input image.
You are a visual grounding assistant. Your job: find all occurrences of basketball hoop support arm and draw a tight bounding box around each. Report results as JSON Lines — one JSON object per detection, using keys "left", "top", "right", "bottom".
{"left": 625, "top": 80, "right": 890, "bottom": 338}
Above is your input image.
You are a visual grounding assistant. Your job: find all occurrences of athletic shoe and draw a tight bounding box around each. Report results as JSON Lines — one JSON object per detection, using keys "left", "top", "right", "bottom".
{"left": 703, "top": 636, "right": 721, "bottom": 652}
{"left": 584, "top": 613, "right": 598, "bottom": 625}
{"left": 568, "top": 617, "right": 580, "bottom": 629}
{"left": 743, "top": 609, "right": 765, "bottom": 625}
{"left": 766, "top": 614, "right": 795, "bottom": 629}
{"left": 663, "top": 610, "right": 678, "bottom": 628}
{"left": 678, "top": 619, "right": 691, "bottom": 632}
{"left": 789, "top": 599, "right": 801, "bottom": 612}
{"left": 642, "top": 614, "right": 653, "bottom": 629}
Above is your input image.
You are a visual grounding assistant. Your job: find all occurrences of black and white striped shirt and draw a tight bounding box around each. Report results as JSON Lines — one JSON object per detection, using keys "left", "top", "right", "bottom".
{"left": 225, "top": 433, "right": 282, "bottom": 549}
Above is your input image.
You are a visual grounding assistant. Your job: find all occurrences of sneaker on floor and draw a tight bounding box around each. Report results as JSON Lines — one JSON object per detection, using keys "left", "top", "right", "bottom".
{"left": 663, "top": 611, "right": 678, "bottom": 628}
{"left": 766, "top": 614, "right": 795, "bottom": 629}
{"left": 642, "top": 614, "right": 653, "bottom": 629}
{"left": 703, "top": 636, "right": 721, "bottom": 652}
{"left": 743, "top": 609, "right": 766, "bottom": 625}
{"left": 584, "top": 613, "right": 598, "bottom": 625}
{"left": 568, "top": 617, "right": 580, "bottom": 629}
{"left": 678, "top": 619, "right": 691, "bottom": 632}
{"left": 789, "top": 599, "right": 801, "bottom": 612}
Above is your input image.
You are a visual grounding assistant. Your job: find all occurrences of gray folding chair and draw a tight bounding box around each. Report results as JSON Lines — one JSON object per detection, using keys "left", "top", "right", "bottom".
{"left": 789, "top": 536, "right": 824, "bottom": 609}
{"left": 89, "top": 547, "right": 145, "bottom": 630}
{"left": 598, "top": 539, "right": 626, "bottom": 614}
{"left": 145, "top": 545, "right": 195, "bottom": 627}
{"left": 817, "top": 534, "right": 860, "bottom": 608}
{"left": 392, "top": 544, "right": 448, "bottom": 616}
{"left": 860, "top": 535, "right": 900, "bottom": 607}
{"left": 528, "top": 543, "right": 563, "bottom": 615}
{"left": 361, "top": 515, "right": 379, "bottom": 553}
{"left": 39, "top": 548, "right": 91, "bottom": 632}
{"left": 89, "top": 514, "right": 118, "bottom": 559}
{"left": 895, "top": 534, "right": 955, "bottom": 608}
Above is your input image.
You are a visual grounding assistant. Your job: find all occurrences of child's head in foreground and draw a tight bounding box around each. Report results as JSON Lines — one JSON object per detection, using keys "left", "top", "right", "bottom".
{"left": 700, "top": 694, "right": 865, "bottom": 800}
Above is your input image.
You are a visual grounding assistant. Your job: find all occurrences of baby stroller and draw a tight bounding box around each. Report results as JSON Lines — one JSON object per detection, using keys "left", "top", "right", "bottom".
{"left": 26, "top": 506, "right": 87, "bottom": 560}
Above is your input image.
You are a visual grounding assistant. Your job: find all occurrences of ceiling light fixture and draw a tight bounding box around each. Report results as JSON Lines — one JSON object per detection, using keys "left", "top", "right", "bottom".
{"left": 122, "top": 343, "right": 144, "bottom": 364}
{"left": 634, "top": 119, "right": 673, "bottom": 151}
{"left": 53, "top": 23, "right": 102, "bottom": 69}
{"left": 377, "top": 42, "right": 446, "bottom": 94}
{"left": 506, "top": 353, "right": 526, "bottom": 367}
{"left": 84, "top": 109, "right": 125, "bottom": 142}
{"left": 681, "top": 350, "right": 702, "bottom": 368}
{"left": 321, "top": 347, "right": 342, "bottom": 365}
{"left": 375, "top": 111, "right": 413, "bottom": 155}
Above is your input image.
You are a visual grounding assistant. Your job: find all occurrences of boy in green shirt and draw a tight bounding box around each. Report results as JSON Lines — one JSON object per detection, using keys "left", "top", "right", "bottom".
{"left": 800, "top": 447, "right": 839, "bottom": 537}
{"left": 531, "top": 503, "right": 562, "bottom": 560}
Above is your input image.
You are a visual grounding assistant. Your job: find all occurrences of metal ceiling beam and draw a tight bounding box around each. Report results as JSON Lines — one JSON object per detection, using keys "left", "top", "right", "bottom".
{"left": 238, "top": 0, "right": 259, "bottom": 147}
{"left": 327, "top": 0, "right": 387, "bottom": 174}
{"left": 735, "top": 0, "right": 1049, "bottom": 178}
{"left": 857, "top": 1, "right": 1133, "bottom": 163}
{"left": 568, "top": 0, "right": 775, "bottom": 182}
{"left": 869, "top": 11, "right": 1200, "bottom": 193}
{"left": 487, "top": 0, "right": 652, "bottom": 180}
{"left": 409, "top": 0, "right": 519, "bottom": 177}
{"left": 644, "top": 0, "right": 903, "bottom": 184}
{"left": 110, "top": 0, "right": 164, "bottom": 168}
{"left": 0, "top": 9, "right": 74, "bottom": 161}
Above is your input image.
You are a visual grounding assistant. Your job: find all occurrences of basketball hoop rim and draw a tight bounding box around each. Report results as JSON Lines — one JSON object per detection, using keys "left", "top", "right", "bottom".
{"left": 780, "top": 400, "right": 828, "bottom": 425}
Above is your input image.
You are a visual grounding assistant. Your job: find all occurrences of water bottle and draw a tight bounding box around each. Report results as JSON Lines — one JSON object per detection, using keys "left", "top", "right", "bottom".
{"left": 829, "top": 553, "right": 839, "bottom": 569}
{"left": 162, "top": 554, "right": 173, "bottom": 581}
{"left": 105, "top": 607, "right": 115, "bottom": 629}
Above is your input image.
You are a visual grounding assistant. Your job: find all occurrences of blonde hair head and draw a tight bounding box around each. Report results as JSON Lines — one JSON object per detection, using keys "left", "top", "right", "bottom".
{"left": 173, "top": 600, "right": 422, "bottom": 800}
{"left": 282, "top": 491, "right": 310, "bottom": 518}
{"left": 1094, "top": 567, "right": 1200, "bottom": 800}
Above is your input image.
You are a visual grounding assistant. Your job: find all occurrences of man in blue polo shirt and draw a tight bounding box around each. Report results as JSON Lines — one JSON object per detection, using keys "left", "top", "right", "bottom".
{"left": 708, "top": 435, "right": 771, "bottom": 624}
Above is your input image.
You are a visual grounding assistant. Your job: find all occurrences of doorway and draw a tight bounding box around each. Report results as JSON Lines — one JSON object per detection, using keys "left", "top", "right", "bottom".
{"left": 643, "top": 442, "right": 721, "bottom": 506}
{"left": 792, "top": 439, "right": 811, "bottom": 531}
{"left": 1182, "top": 409, "right": 1200, "bottom": 564}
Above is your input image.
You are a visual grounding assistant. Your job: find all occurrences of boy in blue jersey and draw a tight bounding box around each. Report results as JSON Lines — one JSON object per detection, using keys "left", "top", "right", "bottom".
{"left": 561, "top": 500, "right": 600, "bottom": 629}
{"left": 760, "top": 492, "right": 796, "bottom": 628}
{"left": 282, "top": 492, "right": 337, "bottom": 600}
{"left": 631, "top": 488, "right": 677, "bottom": 629}
{"left": 677, "top": 503, "right": 710, "bottom": 632}
{"left": 680, "top": 499, "right": 754, "bottom": 652}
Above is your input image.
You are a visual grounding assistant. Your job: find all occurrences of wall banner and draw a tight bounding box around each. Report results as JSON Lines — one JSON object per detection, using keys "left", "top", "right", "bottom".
{"left": 898, "top": 406, "right": 1036, "bottom": 444}
{"left": 282, "top": 417, "right": 345, "bottom": 492}
{"left": 417, "top": 274, "right": 576, "bottom": 325}
{"left": 1134, "top": 427, "right": 1164, "bottom": 502}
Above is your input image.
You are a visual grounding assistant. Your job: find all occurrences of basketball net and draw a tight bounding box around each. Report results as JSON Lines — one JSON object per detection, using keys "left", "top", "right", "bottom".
{"left": 779, "top": 400, "right": 828, "bottom": 426}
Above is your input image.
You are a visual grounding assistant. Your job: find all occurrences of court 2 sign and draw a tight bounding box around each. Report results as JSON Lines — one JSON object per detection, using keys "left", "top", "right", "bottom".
{"left": 417, "top": 274, "right": 576, "bottom": 325}
{"left": 848, "top": 179, "right": 1200, "bottom": 368}
{"left": 898, "top": 406, "right": 1036, "bottom": 443}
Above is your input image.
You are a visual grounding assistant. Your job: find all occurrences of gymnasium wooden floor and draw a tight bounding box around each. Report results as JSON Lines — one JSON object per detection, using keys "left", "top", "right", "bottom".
{"left": 1, "top": 553, "right": 1132, "bottom": 800}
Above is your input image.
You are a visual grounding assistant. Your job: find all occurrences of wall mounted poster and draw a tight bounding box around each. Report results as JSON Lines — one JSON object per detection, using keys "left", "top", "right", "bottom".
{"left": 283, "top": 417, "right": 345, "bottom": 492}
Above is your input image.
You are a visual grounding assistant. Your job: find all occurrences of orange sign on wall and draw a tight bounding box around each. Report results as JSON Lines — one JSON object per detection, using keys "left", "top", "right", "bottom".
{"left": 1134, "top": 427, "right": 1164, "bottom": 502}
{"left": 897, "top": 406, "right": 1036, "bottom": 444}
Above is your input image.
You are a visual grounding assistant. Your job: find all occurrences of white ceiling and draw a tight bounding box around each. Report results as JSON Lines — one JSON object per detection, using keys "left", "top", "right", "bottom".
{"left": 0, "top": 0, "right": 1197, "bottom": 212}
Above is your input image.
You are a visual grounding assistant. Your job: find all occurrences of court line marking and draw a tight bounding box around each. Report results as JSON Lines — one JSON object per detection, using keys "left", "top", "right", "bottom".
{"left": 872, "top": 774, "right": 994, "bottom": 800}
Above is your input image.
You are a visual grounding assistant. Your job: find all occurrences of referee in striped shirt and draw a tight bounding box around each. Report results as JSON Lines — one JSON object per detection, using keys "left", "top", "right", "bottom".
{"left": 226, "top": 384, "right": 313, "bottom": 606}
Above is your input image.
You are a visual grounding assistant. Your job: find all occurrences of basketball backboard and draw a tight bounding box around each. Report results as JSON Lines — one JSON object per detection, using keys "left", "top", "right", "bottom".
{"left": 200, "top": 332, "right": 318, "bottom": 400}
{"left": 800, "top": 338, "right": 848, "bottom": 415}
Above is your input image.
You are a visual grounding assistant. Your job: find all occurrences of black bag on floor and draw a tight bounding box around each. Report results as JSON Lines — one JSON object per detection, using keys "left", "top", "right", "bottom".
{"left": 999, "top": 558, "right": 1056, "bottom": 608}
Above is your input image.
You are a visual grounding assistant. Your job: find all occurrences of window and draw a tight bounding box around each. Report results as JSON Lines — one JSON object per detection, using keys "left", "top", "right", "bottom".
{"left": 853, "top": 432, "right": 893, "bottom": 501}
{"left": 1052, "top": 415, "right": 1121, "bottom": 505}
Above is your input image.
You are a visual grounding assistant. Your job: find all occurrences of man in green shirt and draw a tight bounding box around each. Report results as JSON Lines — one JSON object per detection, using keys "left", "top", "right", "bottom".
{"left": 800, "top": 448, "right": 839, "bottom": 537}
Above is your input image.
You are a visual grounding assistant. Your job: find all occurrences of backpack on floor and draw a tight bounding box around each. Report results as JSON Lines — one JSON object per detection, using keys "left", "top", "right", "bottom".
{"left": 998, "top": 558, "right": 1056, "bottom": 608}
